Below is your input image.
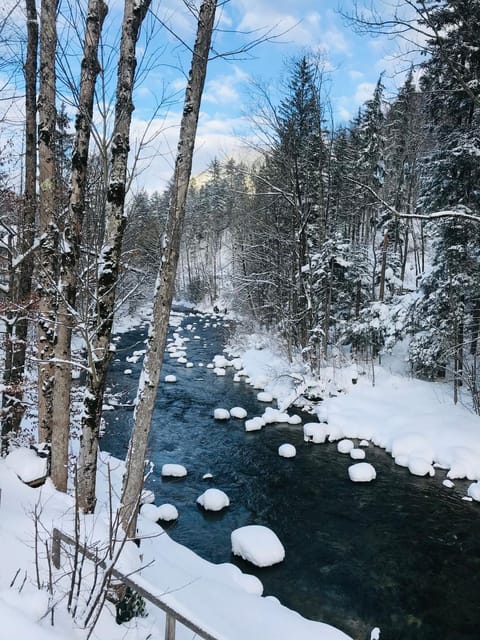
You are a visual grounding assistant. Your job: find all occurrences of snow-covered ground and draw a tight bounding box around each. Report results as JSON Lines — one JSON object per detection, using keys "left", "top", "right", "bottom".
{"left": 1, "top": 310, "right": 480, "bottom": 640}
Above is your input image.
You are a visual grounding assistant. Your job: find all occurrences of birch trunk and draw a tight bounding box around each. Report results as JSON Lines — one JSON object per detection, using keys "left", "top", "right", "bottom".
{"left": 120, "top": 0, "right": 217, "bottom": 538}
{"left": 50, "top": 0, "right": 108, "bottom": 491}
{"left": 37, "top": 0, "right": 58, "bottom": 444}
{"left": 0, "top": 0, "right": 38, "bottom": 452}
{"left": 77, "top": 0, "right": 151, "bottom": 513}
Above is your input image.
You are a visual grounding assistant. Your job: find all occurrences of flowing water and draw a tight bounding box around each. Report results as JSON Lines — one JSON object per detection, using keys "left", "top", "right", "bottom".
{"left": 101, "top": 310, "right": 480, "bottom": 640}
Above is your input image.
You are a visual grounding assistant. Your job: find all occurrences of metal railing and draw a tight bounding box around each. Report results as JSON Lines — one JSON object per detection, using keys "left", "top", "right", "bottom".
{"left": 52, "top": 528, "right": 222, "bottom": 640}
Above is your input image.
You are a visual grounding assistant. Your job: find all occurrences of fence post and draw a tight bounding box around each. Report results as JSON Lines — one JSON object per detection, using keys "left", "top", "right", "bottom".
{"left": 165, "top": 612, "right": 176, "bottom": 640}
{"left": 52, "top": 528, "right": 61, "bottom": 569}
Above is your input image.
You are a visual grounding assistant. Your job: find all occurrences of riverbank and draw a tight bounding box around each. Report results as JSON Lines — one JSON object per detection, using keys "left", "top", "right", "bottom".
{"left": 1, "top": 306, "right": 479, "bottom": 640}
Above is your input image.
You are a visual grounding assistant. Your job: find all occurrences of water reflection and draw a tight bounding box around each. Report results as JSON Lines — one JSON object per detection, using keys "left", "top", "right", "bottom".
{"left": 102, "top": 312, "right": 480, "bottom": 640}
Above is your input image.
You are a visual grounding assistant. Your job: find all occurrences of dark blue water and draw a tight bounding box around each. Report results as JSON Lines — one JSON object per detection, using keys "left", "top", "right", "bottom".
{"left": 102, "top": 311, "right": 480, "bottom": 640}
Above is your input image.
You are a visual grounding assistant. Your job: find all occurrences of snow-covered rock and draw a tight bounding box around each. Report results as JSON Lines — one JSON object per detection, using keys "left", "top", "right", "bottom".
{"left": 288, "top": 414, "right": 302, "bottom": 425}
{"left": 443, "top": 479, "right": 455, "bottom": 489}
{"left": 231, "top": 525, "right": 285, "bottom": 567}
{"left": 140, "top": 489, "right": 155, "bottom": 505}
{"left": 161, "top": 463, "right": 187, "bottom": 478}
{"left": 467, "top": 481, "right": 480, "bottom": 501}
{"left": 262, "top": 407, "right": 290, "bottom": 424}
{"left": 350, "top": 448, "right": 366, "bottom": 460}
{"left": 348, "top": 462, "right": 376, "bottom": 482}
{"left": 278, "top": 444, "right": 296, "bottom": 458}
{"left": 5, "top": 448, "right": 48, "bottom": 484}
{"left": 337, "top": 439, "right": 355, "bottom": 454}
{"left": 408, "top": 456, "right": 435, "bottom": 477}
{"left": 245, "top": 417, "right": 265, "bottom": 432}
{"left": 158, "top": 503, "right": 179, "bottom": 521}
{"left": 303, "top": 422, "right": 329, "bottom": 444}
{"left": 140, "top": 503, "right": 161, "bottom": 522}
{"left": 359, "top": 439, "right": 370, "bottom": 447}
{"left": 214, "top": 408, "right": 230, "bottom": 420}
{"left": 123, "top": 368, "right": 132, "bottom": 375}
{"left": 165, "top": 375, "right": 177, "bottom": 383}
{"left": 257, "top": 391, "right": 273, "bottom": 402}
{"left": 197, "top": 488, "right": 230, "bottom": 511}
{"left": 230, "top": 406, "right": 248, "bottom": 419}
{"left": 214, "top": 367, "right": 226, "bottom": 376}
{"left": 202, "top": 473, "right": 213, "bottom": 480}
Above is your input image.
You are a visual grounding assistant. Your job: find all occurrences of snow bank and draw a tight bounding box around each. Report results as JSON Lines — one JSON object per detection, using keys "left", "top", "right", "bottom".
{"left": 231, "top": 525, "right": 285, "bottom": 567}
{"left": 197, "top": 488, "right": 230, "bottom": 511}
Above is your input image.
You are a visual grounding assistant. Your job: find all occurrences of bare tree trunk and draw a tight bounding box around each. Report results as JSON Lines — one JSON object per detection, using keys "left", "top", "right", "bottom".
{"left": 120, "top": 0, "right": 217, "bottom": 538}
{"left": 378, "top": 229, "right": 389, "bottom": 301}
{"left": 37, "top": 0, "right": 59, "bottom": 444}
{"left": 77, "top": 0, "right": 151, "bottom": 513}
{"left": 50, "top": 0, "right": 108, "bottom": 492}
{"left": 0, "top": 0, "right": 38, "bottom": 453}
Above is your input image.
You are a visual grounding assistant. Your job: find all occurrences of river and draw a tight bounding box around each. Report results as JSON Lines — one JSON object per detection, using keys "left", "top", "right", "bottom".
{"left": 101, "top": 310, "right": 480, "bottom": 640}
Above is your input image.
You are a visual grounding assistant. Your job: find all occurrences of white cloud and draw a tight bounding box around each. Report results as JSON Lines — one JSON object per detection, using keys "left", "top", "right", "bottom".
{"left": 128, "top": 110, "right": 251, "bottom": 193}
{"left": 203, "top": 66, "right": 250, "bottom": 105}
{"left": 354, "top": 82, "right": 375, "bottom": 103}
{"left": 349, "top": 70, "right": 364, "bottom": 80}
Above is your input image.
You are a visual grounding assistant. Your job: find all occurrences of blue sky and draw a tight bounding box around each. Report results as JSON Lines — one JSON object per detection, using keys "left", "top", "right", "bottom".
{"left": 123, "top": 0, "right": 412, "bottom": 192}
{"left": 0, "top": 0, "right": 411, "bottom": 193}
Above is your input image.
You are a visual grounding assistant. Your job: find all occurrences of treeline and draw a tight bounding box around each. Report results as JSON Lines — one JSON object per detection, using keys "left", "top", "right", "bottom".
{"left": 129, "top": 2, "right": 480, "bottom": 411}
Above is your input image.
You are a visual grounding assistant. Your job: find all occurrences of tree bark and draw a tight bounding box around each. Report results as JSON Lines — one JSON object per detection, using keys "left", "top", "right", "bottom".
{"left": 50, "top": 0, "right": 108, "bottom": 492}
{"left": 120, "top": 0, "right": 217, "bottom": 538}
{"left": 0, "top": 0, "right": 37, "bottom": 452}
{"left": 37, "top": 0, "right": 59, "bottom": 444}
{"left": 77, "top": 0, "right": 151, "bottom": 513}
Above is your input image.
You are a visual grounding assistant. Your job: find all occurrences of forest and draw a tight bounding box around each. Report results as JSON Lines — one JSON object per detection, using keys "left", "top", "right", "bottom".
{"left": 0, "top": 0, "right": 479, "bottom": 638}
{"left": 130, "top": 3, "right": 480, "bottom": 414}
{"left": 0, "top": 0, "right": 478, "bottom": 492}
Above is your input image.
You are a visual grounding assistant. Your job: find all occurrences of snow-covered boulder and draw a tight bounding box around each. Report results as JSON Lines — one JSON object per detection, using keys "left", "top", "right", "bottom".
{"left": 161, "top": 463, "right": 187, "bottom": 478}
{"left": 158, "top": 503, "right": 179, "bottom": 521}
{"left": 214, "top": 367, "right": 226, "bottom": 376}
{"left": 303, "top": 422, "right": 329, "bottom": 444}
{"left": 197, "top": 488, "right": 230, "bottom": 511}
{"left": 5, "top": 448, "right": 48, "bottom": 484}
{"left": 123, "top": 368, "right": 132, "bottom": 375}
{"left": 245, "top": 417, "right": 265, "bottom": 432}
{"left": 337, "top": 439, "right": 354, "bottom": 454}
{"left": 350, "top": 448, "right": 366, "bottom": 460}
{"left": 443, "top": 479, "right": 455, "bottom": 489}
{"left": 165, "top": 375, "right": 177, "bottom": 383}
{"left": 214, "top": 408, "right": 230, "bottom": 420}
{"left": 140, "top": 489, "right": 155, "bottom": 505}
{"left": 202, "top": 473, "right": 213, "bottom": 480}
{"left": 288, "top": 414, "right": 302, "bottom": 425}
{"left": 467, "top": 481, "right": 480, "bottom": 501}
{"left": 257, "top": 391, "right": 273, "bottom": 403}
{"left": 231, "top": 525, "right": 285, "bottom": 567}
{"left": 262, "top": 407, "right": 290, "bottom": 424}
{"left": 140, "top": 503, "right": 161, "bottom": 522}
{"left": 408, "top": 456, "right": 435, "bottom": 477}
{"left": 278, "top": 444, "right": 296, "bottom": 458}
{"left": 348, "top": 462, "right": 376, "bottom": 482}
{"left": 359, "top": 439, "right": 370, "bottom": 447}
{"left": 230, "top": 406, "right": 247, "bottom": 419}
